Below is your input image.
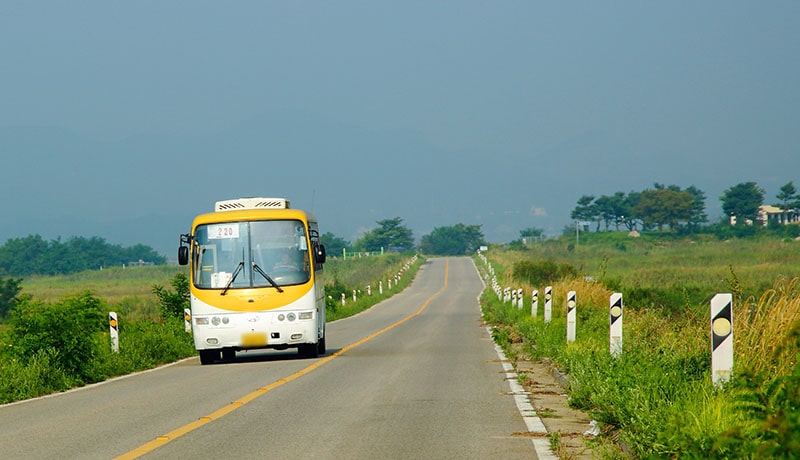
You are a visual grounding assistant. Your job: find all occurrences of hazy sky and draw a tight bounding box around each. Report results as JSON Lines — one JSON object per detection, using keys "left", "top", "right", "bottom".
{"left": 2, "top": 2, "right": 799, "bottom": 256}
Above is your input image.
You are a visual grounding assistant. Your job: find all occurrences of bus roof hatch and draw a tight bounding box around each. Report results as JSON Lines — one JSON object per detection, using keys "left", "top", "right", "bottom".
{"left": 214, "top": 197, "right": 290, "bottom": 212}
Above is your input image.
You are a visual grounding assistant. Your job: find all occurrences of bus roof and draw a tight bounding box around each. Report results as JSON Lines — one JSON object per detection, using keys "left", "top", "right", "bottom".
{"left": 215, "top": 197, "right": 289, "bottom": 212}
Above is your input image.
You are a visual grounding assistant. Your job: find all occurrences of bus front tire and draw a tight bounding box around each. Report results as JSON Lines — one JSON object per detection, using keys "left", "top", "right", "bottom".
{"left": 199, "top": 349, "right": 220, "bottom": 365}
{"left": 298, "top": 343, "right": 319, "bottom": 358}
{"left": 316, "top": 336, "right": 326, "bottom": 356}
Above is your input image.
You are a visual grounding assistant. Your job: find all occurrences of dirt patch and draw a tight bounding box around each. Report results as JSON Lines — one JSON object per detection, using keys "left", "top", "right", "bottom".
{"left": 513, "top": 354, "right": 598, "bottom": 459}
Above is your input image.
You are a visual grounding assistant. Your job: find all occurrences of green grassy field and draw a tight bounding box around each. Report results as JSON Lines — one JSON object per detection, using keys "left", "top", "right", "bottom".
{"left": 481, "top": 232, "right": 800, "bottom": 458}
{"left": 21, "top": 265, "right": 188, "bottom": 322}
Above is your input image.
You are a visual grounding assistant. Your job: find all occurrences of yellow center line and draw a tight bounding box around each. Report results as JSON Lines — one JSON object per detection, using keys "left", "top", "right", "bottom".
{"left": 116, "top": 259, "right": 449, "bottom": 459}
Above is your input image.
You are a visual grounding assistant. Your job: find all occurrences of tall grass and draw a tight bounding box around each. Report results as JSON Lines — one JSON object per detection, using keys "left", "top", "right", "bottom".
{"left": 736, "top": 276, "right": 800, "bottom": 377}
{"left": 478, "top": 235, "right": 800, "bottom": 458}
{"left": 324, "top": 253, "right": 422, "bottom": 321}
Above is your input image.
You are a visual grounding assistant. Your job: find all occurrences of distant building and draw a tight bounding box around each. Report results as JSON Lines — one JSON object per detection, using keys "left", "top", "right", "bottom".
{"left": 756, "top": 205, "right": 800, "bottom": 226}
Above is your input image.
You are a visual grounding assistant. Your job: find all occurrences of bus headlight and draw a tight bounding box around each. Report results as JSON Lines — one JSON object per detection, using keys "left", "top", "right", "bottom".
{"left": 287, "top": 313, "right": 296, "bottom": 321}
{"left": 195, "top": 317, "right": 209, "bottom": 325}
{"left": 299, "top": 311, "right": 313, "bottom": 320}
{"left": 211, "top": 316, "right": 221, "bottom": 326}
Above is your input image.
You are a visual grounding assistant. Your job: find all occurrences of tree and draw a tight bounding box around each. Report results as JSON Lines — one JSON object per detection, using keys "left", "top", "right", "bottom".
{"left": 419, "top": 224, "right": 485, "bottom": 255}
{"left": 685, "top": 185, "right": 708, "bottom": 230}
{"left": 633, "top": 188, "right": 694, "bottom": 231}
{"left": 594, "top": 192, "right": 630, "bottom": 231}
{"left": 570, "top": 195, "right": 598, "bottom": 231}
{"left": 321, "top": 232, "right": 351, "bottom": 258}
{"left": 721, "top": 182, "right": 765, "bottom": 225}
{"left": 776, "top": 181, "right": 798, "bottom": 210}
{"left": 353, "top": 217, "right": 414, "bottom": 252}
{"left": 519, "top": 227, "right": 544, "bottom": 240}
{"left": 0, "top": 234, "right": 167, "bottom": 277}
{"left": 623, "top": 191, "right": 642, "bottom": 231}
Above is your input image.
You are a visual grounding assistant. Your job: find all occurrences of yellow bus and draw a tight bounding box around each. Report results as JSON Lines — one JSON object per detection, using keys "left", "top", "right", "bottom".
{"left": 178, "top": 197, "right": 327, "bottom": 364}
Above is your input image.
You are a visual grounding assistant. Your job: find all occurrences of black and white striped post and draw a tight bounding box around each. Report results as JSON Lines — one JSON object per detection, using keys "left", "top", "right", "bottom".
{"left": 610, "top": 293, "right": 623, "bottom": 357}
{"left": 517, "top": 289, "right": 524, "bottom": 310}
{"left": 566, "top": 291, "right": 576, "bottom": 342}
{"left": 544, "top": 286, "right": 553, "bottom": 323}
{"left": 184, "top": 308, "right": 192, "bottom": 333}
{"left": 109, "top": 312, "right": 119, "bottom": 353}
{"left": 531, "top": 289, "right": 539, "bottom": 318}
{"left": 711, "top": 293, "right": 734, "bottom": 387}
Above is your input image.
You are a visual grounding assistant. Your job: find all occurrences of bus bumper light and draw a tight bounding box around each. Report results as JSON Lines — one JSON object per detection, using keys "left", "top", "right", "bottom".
{"left": 291, "top": 333, "right": 303, "bottom": 340}
{"left": 206, "top": 338, "right": 219, "bottom": 345}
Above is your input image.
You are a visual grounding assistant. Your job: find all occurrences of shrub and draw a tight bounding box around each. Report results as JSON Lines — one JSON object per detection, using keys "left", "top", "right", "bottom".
{"left": 0, "top": 276, "right": 23, "bottom": 319}
{"left": 0, "top": 348, "right": 74, "bottom": 403}
{"left": 152, "top": 273, "right": 190, "bottom": 320}
{"left": 512, "top": 259, "right": 577, "bottom": 286}
{"left": 7, "top": 291, "right": 105, "bottom": 382}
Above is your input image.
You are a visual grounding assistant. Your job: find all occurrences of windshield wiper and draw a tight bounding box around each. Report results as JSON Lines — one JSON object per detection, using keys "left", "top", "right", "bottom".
{"left": 220, "top": 260, "right": 244, "bottom": 296}
{"left": 252, "top": 263, "right": 284, "bottom": 293}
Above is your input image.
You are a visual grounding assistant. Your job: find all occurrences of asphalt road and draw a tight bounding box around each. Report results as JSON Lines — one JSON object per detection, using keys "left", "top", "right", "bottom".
{"left": 0, "top": 257, "right": 539, "bottom": 459}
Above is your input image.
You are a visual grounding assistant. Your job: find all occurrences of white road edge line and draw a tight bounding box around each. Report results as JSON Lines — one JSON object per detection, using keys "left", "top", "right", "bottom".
{"left": 472, "top": 259, "right": 558, "bottom": 460}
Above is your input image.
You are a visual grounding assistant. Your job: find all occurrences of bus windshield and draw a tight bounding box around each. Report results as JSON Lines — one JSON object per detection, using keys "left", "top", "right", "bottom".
{"left": 192, "top": 220, "right": 310, "bottom": 290}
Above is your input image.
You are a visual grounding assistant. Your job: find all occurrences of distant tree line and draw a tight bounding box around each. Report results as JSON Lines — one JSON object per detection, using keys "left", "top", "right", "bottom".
{"left": 0, "top": 234, "right": 166, "bottom": 277}
{"left": 570, "top": 181, "right": 800, "bottom": 233}
{"left": 323, "top": 217, "right": 486, "bottom": 256}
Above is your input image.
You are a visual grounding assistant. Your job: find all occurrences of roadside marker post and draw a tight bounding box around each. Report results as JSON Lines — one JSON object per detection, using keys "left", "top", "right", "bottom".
{"left": 531, "top": 289, "right": 539, "bottom": 318}
{"left": 711, "top": 293, "right": 734, "bottom": 387}
{"left": 184, "top": 308, "right": 192, "bottom": 333}
{"left": 517, "top": 288, "right": 524, "bottom": 310}
{"left": 109, "top": 312, "right": 119, "bottom": 353}
{"left": 610, "top": 293, "right": 623, "bottom": 357}
{"left": 566, "top": 291, "right": 576, "bottom": 342}
{"left": 511, "top": 289, "right": 517, "bottom": 308}
{"left": 544, "top": 286, "right": 553, "bottom": 323}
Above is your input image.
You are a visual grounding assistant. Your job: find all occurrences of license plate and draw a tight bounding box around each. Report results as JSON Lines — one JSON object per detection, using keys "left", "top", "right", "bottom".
{"left": 241, "top": 331, "right": 267, "bottom": 347}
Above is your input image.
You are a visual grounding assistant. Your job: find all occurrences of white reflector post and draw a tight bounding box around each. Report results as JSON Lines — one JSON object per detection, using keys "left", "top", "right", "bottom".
{"left": 544, "top": 286, "right": 553, "bottom": 323}
{"left": 531, "top": 289, "right": 539, "bottom": 318}
{"left": 610, "top": 293, "right": 623, "bottom": 357}
{"left": 711, "top": 293, "right": 734, "bottom": 387}
{"left": 566, "top": 291, "right": 576, "bottom": 342}
{"left": 184, "top": 308, "right": 192, "bottom": 333}
{"left": 517, "top": 289, "right": 524, "bottom": 310}
{"left": 109, "top": 312, "right": 119, "bottom": 353}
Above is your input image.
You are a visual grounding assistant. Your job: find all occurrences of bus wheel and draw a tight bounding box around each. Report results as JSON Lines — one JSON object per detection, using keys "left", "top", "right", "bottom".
{"left": 316, "top": 335, "right": 326, "bottom": 356}
{"left": 199, "top": 350, "right": 219, "bottom": 365}
{"left": 298, "top": 343, "right": 319, "bottom": 358}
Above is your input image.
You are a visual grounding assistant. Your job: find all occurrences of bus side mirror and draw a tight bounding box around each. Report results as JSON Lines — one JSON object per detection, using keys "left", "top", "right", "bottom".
{"left": 314, "top": 243, "right": 326, "bottom": 264}
{"left": 178, "top": 245, "right": 189, "bottom": 265}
